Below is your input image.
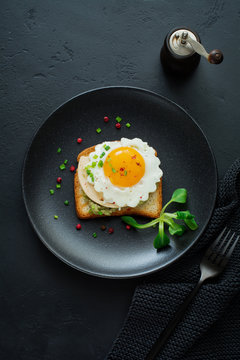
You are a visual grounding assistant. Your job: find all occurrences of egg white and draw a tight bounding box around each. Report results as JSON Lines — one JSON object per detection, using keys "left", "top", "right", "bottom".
{"left": 85, "top": 138, "right": 163, "bottom": 208}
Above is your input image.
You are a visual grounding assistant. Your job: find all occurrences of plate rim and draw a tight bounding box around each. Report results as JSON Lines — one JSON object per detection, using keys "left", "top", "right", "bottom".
{"left": 22, "top": 86, "right": 218, "bottom": 279}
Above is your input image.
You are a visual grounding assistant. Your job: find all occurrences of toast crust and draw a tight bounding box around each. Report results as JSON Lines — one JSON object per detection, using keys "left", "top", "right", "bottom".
{"left": 74, "top": 145, "right": 162, "bottom": 219}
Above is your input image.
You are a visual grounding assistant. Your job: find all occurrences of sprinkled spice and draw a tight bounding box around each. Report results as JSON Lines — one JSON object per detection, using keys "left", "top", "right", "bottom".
{"left": 105, "top": 145, "right": 110, "bottom": 151}
{"left": 77, "top": 138, "right": 82, "bottom": 143}
{"left": 108, "top": 227, "right": 114, "bottom": 234}
{"left": 96, "top": 128, "right": 102, "bottom": 134}
{"left": 49, "top": 189, "right": 54, "bottom": 195}
{"left": 64, "top": 159, "right": 68, "bottom": 165}
{"left": 70, "top": 165, "right": 75, "bottom": 172}
{"left": 93, "top": 154, "right": 98, "bottom": 159}
{"left": 100, "top": 152, "right": 105, "bottom": 158}
{"left": 54, "top": 215, "right": 58, "bottom": 219}
{"left": 98, "top": 160, "right": 103, "bottom": 167}
{"left": 64, "top": 200, "right": 69, "bottom": 206}
{"left": 92, "top": 232, "right": 97, "bottom": 238}
{"left": 57, "top": 177, "right": 62, "bottom": 183}
{"left": 59, "top": 164, "right": 66, "bottom": 170}
{"left": 115, "top": 123, "right": 121, "bottom": 129}
{"left": 126, "top": 225, "right": 131, "bottom": 230}
{"left": 101, "top": 225, "right": 106, "bottom": 231}
{"left": 126, "top": 123, "right": 131, "bottom": 128}
{"left": 56, "top": 184, "right": 61, "bottom": 189}
{"left": 76, "top": 224, "right": 81, "bottom": 230}
{"left": 104, "top": 116, "right": 109, "bottom": 122}
{"left": 57, "top": 147, "right": 61, "bottom": 153}
{"left": 116, "top": 116, "right": 122, "bottom": 122}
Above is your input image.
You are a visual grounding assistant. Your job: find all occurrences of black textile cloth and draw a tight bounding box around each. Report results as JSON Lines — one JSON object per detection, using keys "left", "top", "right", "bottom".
{"left": 107, "top": 159, "right": 240, "bottom": 360}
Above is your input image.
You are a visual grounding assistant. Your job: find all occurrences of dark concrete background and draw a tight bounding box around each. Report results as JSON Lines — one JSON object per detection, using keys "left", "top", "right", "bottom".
{"left": 0, "top": 1, "right": 239, "bottom": 359}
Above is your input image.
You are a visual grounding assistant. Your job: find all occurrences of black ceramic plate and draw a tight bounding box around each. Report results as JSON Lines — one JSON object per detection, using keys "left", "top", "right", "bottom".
{"left": 22, "top": 87, "right": 217, "bottom": 278}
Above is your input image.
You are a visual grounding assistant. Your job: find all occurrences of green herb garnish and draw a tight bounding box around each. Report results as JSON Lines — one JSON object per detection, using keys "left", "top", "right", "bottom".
{"left": 112, "top": 168, "right": 116, "bottom": 173}
{"left": 93, "top": 154, "right": 98, "bottom": 159}
{"left": 116, "top": 116, "right": 122, "bottom": 122}
{"left": 92, "top": 232, "right": 97, "bottom": 238}
{"left": 98, "top": 160, "right": 103, "bottom": 167}
{"left": 105, "top": 145, "right": 110, "bottom": 151}
{"left": 98, "top": 211, "right": 103, "bottom": 215}
{"left": 49, "top": 189, "right": 54, "bottom": 195}
{"left": 100, "top": 152, "right": 105, "bottom": 158}
{"left": 92, "top": 162, "right": 96, "bottom": 168}
{"left": 121, "top": 188, "right": 198, "bottom": 250}
{"left": 96, "top": 128, "right": 102, "bottom": 134}
{"left": 64, "top": 200, "right": 69, "bottom": 206}
{"left": 54, "top": 215, "right": 58, "bottom": 219}
{"left": 56, "top": 184, "right": 61, "bottom": 189}
{"left": 64, "top": 159, "right": 68, "bottom": 165}
{"left": 126, "top": 123, "right": 131, "bottom": 128}
{"left": 86, "top": 169, "right": 91, "bottom": 175}
{"left": 57, "top": 147, "right": 61, "bottom": 153}
{"left": 90, "top": 173, "right": 94, "bottom": 182}
{"left": 59, "top": 164, "right": 66, "bottom": 170}
{"left": 124, "top": 170, "right": 127, "bottom": 176}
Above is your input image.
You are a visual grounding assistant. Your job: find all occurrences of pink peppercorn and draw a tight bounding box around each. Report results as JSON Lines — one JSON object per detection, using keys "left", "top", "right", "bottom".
{"left": 76, "top": 224, "right": 81, "bottom": 230}
{"left": 57, "top": 177, "right": 62, "bottom": 183}
{"left": 77, "top": 138, "right": 82, "bottom": 144}
{"left": 70, "top": 165, "right": 75, "bottom": 172}
{"left": 115, "top": 123, "right": 121, "bottom": 129}
{"left": 104, "top": 116, "right": 109, "bottom": 122}
{"left": 108, "top": 227, "right": 114, "bottom": 234}
{"left": 126, "top": 225, "right": 131, "bottom": 230}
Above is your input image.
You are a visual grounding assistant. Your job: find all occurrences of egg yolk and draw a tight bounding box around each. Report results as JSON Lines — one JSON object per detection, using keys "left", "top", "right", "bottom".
{"left": 103, "top": 147, "right": 145, "bottom": 187}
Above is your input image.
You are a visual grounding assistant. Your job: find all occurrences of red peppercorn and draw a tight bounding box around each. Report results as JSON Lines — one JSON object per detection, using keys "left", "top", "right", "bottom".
{"left": 104, "top": 116, "right": 109, "bottom": 122}
{"left": 108, "top": 227, "right": 114, "bottom": 234}
{"left": 57, "top": 177, "right": 62, "bottom": 183}
{"left": 115, "top": 123, "right": 121, "bottom": 129}
{"left": 76, "top": 224, "right": 81, "bottom": 230}
{"left": 70, "top": 165, "right": 75, "bottom": 172}
{"left": 126, "top": 225, "right": 131, "bottom": 230}
{"left": 77, "top": 138, "right": 82, "bottom": 144}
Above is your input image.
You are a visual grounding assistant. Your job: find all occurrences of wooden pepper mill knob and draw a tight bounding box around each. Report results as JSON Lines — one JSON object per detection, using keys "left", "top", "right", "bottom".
{"left": 208, "top": 49, "right": 223, "bottom": 64}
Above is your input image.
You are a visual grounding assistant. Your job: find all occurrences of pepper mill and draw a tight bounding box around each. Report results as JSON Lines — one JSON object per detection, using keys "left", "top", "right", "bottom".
{"left": 161, "top": 27, "right": 223, "bottom": 75}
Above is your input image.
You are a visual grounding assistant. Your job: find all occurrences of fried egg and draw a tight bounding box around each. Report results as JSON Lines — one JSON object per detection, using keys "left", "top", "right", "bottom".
{"left": 78, "top": 138, "right": 163, "bottom": 208}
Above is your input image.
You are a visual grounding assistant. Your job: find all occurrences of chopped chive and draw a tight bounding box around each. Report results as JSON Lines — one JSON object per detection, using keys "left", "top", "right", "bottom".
{"left": 64, "top": 159, "right": 68, "bottom": 164}
{"left": 64, "top": 200, "right": 69, "bottom": 206}
{"left": 49, "top": 189, "right": 54, "bottom": 195}
{"left": 107, "top": 158, "right": 111, "bottom": 162}
{"left": 124, "top": 170, "right": 127, "bottom": 176}
{"left": 98, "top": 160, "right": 103, "bottom": 167}
{"left": 105, "top": 145, "right": 110, "bottom": 151}
{"left": 112, "top": 168, "right": 116, "bottom": 173}
{"left": 86, "top": 169, "right": 91, "bottom": 175}
{"left": 92, "top": 232, "right": 97, "bottom": 238}
{"left": 57, "top": 147, "right": 61, "bottom": 153}
{"left": 98, "top": 211, "right": 103, "bottom": 215}
{"left": 116, "top": 116, "right": 122, "bottom": 122}
{"left": 92, "top": 162, "right": 96, "bottom": 167}
{"left": 54, "top": 215, "right": 58, "bottom": 219}
{"left": 93, "top": 154, "right": 98, "bottom": 159}
{"left": 90, "top": 173, "right": 94, "bottom": 182}
{"left": 96, "top": 128, "right": 102, "bottom": 134}
{"left": 126, "top": 123, "right": 131, "bottom": 128}
{"left": 100, "top": 152, "right": 105, "bottom": 158}
{"left": 59, "top": 164, "right": 66, "bottom": 170}
{"left": 56, "top": 184, "right": 61, "bottom": 189}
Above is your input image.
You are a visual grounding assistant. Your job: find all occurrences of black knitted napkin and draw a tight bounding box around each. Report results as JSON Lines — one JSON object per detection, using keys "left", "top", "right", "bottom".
{"left": 107, "top": 159, "right": 240, "bottom": 360}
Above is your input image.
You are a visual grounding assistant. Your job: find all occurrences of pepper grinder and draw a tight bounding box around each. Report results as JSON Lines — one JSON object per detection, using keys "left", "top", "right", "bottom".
{"left": 161, "top": 27, "right": 223, "bottom": 75}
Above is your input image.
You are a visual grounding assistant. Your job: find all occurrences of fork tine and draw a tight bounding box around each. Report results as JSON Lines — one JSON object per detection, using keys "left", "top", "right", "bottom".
{"left": 220, "top": 234, "right": 239, "bottom": 267}
{"left": 205, "top": 227, "right": 227, "bottom": 258}
{"left": 214, "top": 232, "right": 235, "bottom": 265}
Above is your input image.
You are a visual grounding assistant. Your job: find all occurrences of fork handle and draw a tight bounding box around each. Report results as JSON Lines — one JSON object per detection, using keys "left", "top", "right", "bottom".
{"left": 146, "top": 278, "right": 204, "bottom": 360}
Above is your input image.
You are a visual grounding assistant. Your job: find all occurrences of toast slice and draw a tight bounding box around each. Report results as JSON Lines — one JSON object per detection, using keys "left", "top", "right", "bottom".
{"left": 74, "top": 145, "right": 162, "bottom": 219}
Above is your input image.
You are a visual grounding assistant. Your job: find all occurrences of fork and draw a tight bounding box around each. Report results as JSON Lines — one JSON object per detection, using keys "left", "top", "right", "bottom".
{"left": 146, "top": 227, "right": 239, "bottom": 360}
